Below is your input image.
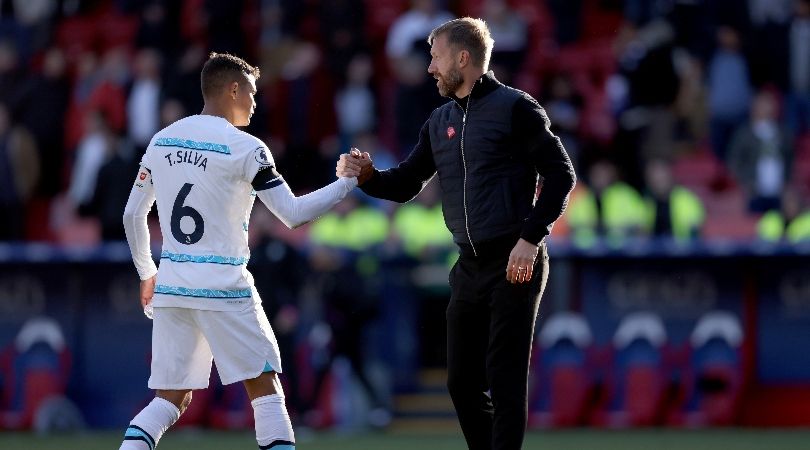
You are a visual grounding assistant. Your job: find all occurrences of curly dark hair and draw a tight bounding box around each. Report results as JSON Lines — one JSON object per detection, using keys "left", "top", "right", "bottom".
{"left": 200, "top": 52, "right": 260, "bottom": 99}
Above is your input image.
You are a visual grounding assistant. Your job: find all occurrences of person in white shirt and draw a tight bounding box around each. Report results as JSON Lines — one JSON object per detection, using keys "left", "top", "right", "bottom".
{"left": 119, "top": 52, "right": 365, "bottom": 450}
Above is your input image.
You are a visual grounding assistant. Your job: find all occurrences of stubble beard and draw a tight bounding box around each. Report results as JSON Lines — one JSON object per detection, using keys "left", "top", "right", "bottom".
{"left": 437, "top": 67, "right": 464, "bottom": 97}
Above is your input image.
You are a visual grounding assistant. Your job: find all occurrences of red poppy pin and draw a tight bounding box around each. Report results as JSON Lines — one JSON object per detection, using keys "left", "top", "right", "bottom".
{"left": 139, "top": 172, "right": 147, "bottom": 180}
{"left": 447, "top": 126, "right": 456, "bottom": 139}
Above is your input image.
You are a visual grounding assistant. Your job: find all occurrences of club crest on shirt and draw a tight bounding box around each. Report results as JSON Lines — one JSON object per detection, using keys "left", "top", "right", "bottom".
{"left": 134, "top": 170, "right": 149, "bottom": 188}
{"left": 447, "top": 126, "right": 456, "bottom": 139}
{"left": 255, "top": 147, "right": 272, "bottom": 166}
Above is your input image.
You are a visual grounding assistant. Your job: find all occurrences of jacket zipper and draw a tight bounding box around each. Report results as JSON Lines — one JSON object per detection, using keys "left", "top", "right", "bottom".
{"left": 458, "top": 90, "right": 477, "bottom": 257}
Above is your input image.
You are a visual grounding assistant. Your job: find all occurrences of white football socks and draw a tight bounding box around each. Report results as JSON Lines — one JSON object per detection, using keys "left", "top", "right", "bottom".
{"left": 253, "top": 394, "right": 295, "bottom": 449}
{"left": 119, "top": 397, "right": 181, "bottom": 450}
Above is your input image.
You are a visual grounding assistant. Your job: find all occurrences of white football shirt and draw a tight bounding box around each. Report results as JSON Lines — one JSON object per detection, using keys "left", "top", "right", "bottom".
{"left": 139, "top": 115, "right": 281, "bottom": 311}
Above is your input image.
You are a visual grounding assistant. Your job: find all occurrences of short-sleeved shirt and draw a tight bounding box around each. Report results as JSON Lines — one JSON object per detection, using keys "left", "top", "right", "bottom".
{"left": 138, "top": 115, "right": 283, "bottom": 311}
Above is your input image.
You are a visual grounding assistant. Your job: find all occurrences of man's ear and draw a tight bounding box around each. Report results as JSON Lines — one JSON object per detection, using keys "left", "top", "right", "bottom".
{"left": 458, "top": 50, "right": 470, "bottom": 69}
{"left": 230, "top": 81, "right": 240, "bottom": 99}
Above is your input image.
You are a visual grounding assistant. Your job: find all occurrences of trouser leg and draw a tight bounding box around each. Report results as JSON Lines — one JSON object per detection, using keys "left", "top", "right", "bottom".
{"left": 487, "top": 253, "right": 547, "bottom": 450}
{"left": 446, "top": 259, "right": 493, "bottom": 450}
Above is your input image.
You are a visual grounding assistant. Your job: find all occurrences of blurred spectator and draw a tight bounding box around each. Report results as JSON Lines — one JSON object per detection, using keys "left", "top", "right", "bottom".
{"left": 163, "top": 44, "right": 206, "bottom": 116}
{"left": 727, "top": 90, "right": 794, "bottom": 213}
{"left": 82, "top": 132, "right": 138, "bottom": 240}
{"left": 391, "top": 180, "right": 452, "bottom": 261}
{"left": 159, "top": 98, "right": 186, "bottom": 128}
{"left": 310, "top": 194, "right": 390, "bottom": 252}
{"left": 319, "top": 0, "right": 366, "bottom": 82}
{"left": 612, "top": 20, "right": 680, "bottom": 187}
{"left": 667, "top": 0, "right": 713, "bottom": 61}
{"left": 482, "top": 0, "right": 527, "bottom": 84}
{"left": 565, "top": 160, "right": 646, "bottom": 247}
{"left": 0, "top": 39, "right": 24, "bottom": 109}
{"left": 300, "top": 247, "right": 388, "bottom": 428}
{"left": 126, "top": 48, "right": 162, "bottom": 150}
{"left": 624, "top": 0, "right": 673, "bottom": 26}
{"left": 67, "top": 110, "right": 114, "bottom": 208}
{"left": 707, "top": 26, "right": 752, "bottom": 162}
{"left": 63, "top": 50, "right": 127, "bottom": 152}
{"left": 641, "top": 159, "right": 705, "bottom": 241}
{"left": 249, "top": 234, "right": 311, "bottom": 417}
{"left": 201, "top": 0, "right": 249, "bottom": 56}
{"left": 135, "top": 1, "right": 182, "bottom": 55}
{"left": 335, "top": 54, "right": 376, "bottom": 149}
{"left": 746, "top": 0, "right": 792, "bottom": 89}
{"left": 385, "top": 0, "right": 453, "bottom": 64}
{"left": 268, "top": 41, "right": 337, "bottom": 191}
{"left": 16, "top": 47, "right": 70, "bottom": 196}
{"left": 787, "top": 0, "right": 810, "bottom": 136}
{"left": 757, "top": 188, "right": 810, "bottom": 243}
{"left": 544, "top": 75, "right": 583, "bottom": 173}
{"left": 350, "top": 132, "right": 397, "bottom": 173}
{"left": 386, "top": 0, "right": 452, "bottom": 156}
{"left": 3, "top": 0, "right": 57, "bottom": 58}
{"left": 0, "top": 102, "right": 39, "bottom": 241}
{"left": 672, "top": 52, "right": 709, "bottom": 149}
{"left": 547, "top": 0, "right": 582, "bottom": 45}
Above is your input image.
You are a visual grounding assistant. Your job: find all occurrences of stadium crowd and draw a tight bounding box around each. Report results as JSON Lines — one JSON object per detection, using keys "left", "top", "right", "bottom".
{"left": 1, "top": 0, "right": 810, "bottom": 429}
{"left": 0, "top": 0, "right": 809, "bottom": 246}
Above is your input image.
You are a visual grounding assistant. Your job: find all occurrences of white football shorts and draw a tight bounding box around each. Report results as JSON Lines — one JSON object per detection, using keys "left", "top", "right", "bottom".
{"left": 148, "top": 299, "right": 282, "bottom": 389}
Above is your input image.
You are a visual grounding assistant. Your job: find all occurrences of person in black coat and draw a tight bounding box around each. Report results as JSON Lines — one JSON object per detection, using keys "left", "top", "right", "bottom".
{"left": 337, "top": 17, "right": 575, "bottom": 450}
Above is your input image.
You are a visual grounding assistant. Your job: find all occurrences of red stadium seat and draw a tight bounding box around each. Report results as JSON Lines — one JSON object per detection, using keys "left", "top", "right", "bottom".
{"left": 0, "top": 318, "right": 71, "bottom": 430}
{"left": 592, "top": 312, "right": 670, "bottom": 427}
{"left": 529, "top": 312, "right": 595, "bottom": 427}
{"left": 669, "top": 311, "right": 744, "bottom": 426}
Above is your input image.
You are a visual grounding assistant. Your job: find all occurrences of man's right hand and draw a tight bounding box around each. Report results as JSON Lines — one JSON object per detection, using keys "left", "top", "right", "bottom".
{"left": 349, "top": 148, "right": 374, "bottom": 185}
{"left": 141, "top": 275, "right": 156, "bottom": 309}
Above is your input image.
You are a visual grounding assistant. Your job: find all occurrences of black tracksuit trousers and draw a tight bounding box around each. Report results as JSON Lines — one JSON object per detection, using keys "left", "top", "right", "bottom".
{"left": 446, "top": 234, "right": 548, "bottom": 450}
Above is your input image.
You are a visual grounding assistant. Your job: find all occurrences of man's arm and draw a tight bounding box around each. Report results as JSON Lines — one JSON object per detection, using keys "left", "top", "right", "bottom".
{"left": 513, "top": 94, "right": 577, "bottom": 245}
{"left": 123, "top": 169, "right": 158, "bottom": 280}
{"left": 122, "top": 167, "right": 158, "bottom": 309}
{"left": 359, "top": 119, "right": 438, "bottom": 203}
{"left": 253, "top": 164, "right": 358, "bottom": 229}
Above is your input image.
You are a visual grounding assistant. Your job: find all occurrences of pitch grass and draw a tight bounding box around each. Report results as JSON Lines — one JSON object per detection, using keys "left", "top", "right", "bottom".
{"left": 2, "top": 429, "right": 810, "bottom": 450}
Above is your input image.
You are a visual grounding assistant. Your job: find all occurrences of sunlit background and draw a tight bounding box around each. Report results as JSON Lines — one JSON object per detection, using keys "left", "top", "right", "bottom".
{"left": 1, "top": 0, "right": 810, "bottom": 448}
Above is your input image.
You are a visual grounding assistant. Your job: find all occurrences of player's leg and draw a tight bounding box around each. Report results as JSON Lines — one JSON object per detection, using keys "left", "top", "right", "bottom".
{"left": 120, "top": 390, "right": 189, "bottom": 450}
{"left": 198, "top": 301, "right": 293, "bottom": 449}
{"left": 446, "top": 255, "right": 493, "bottom": 449}
{"left": 244, "top": 369, "right": 295, "bottom": 449}
{"left": 486, "top": 245, "right": 548, "bottom": 450}
{"left": 121, "top": 307, "right": 212, "bottom": 450}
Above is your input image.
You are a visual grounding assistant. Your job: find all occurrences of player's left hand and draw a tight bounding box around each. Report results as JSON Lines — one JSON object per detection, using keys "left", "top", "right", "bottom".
{"left": 141, "top": 275, "right": 156, "bottom": 309}
{"left": 506, "top": 238, "right": 539, "bottom": 284}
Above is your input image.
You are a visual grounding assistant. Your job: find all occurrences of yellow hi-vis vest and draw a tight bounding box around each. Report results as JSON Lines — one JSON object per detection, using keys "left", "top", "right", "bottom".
{"left": 757, "top": 210, "right": 810, "bottom": 243}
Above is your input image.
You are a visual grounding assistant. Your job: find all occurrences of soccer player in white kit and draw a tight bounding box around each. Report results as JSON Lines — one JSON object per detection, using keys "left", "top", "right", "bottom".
{"left": 119, "top": 53, "right": 366, "bottom": 450}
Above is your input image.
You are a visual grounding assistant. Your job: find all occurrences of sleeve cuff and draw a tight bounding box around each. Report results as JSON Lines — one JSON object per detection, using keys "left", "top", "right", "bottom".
{"left": 358, "top": 169, "right": 381, "bottom": 193}
{"left": 138, "top": 265, "right": 158, "bottom": 281}
{"left": 341, "top": 176, "right": 358, "bottom": 189}
{"left": 520, "top": 227, "right": 548, "bottom": 246}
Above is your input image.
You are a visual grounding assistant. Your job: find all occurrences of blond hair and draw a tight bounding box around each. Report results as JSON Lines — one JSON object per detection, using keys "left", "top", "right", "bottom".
{"left": 428, "top": 17, "right": 494, "bottom": 70}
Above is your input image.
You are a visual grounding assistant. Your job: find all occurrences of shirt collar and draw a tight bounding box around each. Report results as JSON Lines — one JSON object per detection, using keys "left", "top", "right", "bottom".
{"left": 450, "top": 70, "right": 500, "bottom": 105}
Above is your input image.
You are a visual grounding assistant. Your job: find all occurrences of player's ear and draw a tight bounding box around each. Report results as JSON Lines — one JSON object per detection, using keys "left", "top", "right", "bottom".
{"left": 230, "top": 81, "right": 240, "bottom": 99}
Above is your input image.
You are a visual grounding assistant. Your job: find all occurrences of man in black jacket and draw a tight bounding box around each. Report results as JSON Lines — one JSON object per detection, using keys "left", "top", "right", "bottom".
{"left": 338, "top": 17, "right": 575, "bottom": 449}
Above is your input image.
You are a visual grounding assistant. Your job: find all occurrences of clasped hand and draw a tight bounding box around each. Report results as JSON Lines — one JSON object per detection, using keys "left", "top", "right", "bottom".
{"left": 336, "top": 148, "right": 373, "bottom": 184}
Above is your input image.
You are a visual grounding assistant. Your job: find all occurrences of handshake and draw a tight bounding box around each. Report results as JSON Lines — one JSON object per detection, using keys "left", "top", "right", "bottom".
{"left": 336, "top": 148, "right": 375, "bottom": 185}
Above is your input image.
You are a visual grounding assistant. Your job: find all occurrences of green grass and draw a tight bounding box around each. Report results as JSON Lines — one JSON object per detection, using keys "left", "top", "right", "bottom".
{"left": 2, "top": 429, "right": 810, "bottom": 450}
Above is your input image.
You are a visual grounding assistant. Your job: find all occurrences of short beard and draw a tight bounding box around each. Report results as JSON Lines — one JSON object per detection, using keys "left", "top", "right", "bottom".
{"left": 437, "top": 67, "right": 464, "bottom": 97}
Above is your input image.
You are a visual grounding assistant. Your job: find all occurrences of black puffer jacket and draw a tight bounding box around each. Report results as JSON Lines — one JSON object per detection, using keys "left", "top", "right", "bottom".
{"left": 361, "top": 71, "right": 576, "bottom": 248}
